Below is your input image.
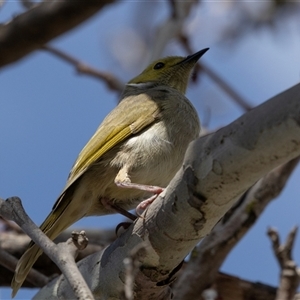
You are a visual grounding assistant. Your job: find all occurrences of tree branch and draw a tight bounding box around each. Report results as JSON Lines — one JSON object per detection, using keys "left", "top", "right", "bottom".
{"left": 0, "top": 0, "right": 116, "bottom": 68}
{"left": 149, "top": 1, "right": 196, "bottom": 61}
{"left": 268, "top": 227, "right": 300, "bottom": 300}
{"left": 172, "top": 157, "right": 299, "bottom": 299}
{"left": 214, "top": 272, "right": 276, "bottom": 300}
{"left": 178, "top": 33, "right": 253, "bottom": 111}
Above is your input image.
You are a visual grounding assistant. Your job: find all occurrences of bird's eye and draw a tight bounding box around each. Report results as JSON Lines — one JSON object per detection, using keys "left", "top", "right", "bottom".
{"left": 153, "top": 62, "right": 165, "bottom": 70}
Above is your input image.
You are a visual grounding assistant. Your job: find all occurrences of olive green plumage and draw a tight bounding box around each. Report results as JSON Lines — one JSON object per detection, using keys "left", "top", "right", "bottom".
{"left": 11, "top": 48, "right": 208, "bottom": 297}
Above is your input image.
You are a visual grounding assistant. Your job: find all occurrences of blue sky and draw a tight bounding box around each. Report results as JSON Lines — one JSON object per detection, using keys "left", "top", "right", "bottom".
{"left": 1, "top": 1, "right": 300, "bottom": 299}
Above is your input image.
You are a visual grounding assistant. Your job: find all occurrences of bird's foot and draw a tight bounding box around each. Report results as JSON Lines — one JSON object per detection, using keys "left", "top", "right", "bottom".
{"left": 115, "top": 181, "right": 165, "bottom": 216}
{"left": 135, "top": 194, "right": 159, "bottom": 216}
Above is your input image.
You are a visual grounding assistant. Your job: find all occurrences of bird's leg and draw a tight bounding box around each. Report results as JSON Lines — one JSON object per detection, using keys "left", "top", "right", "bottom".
{"left": 100, "top": 198, "right": 136, "bottom": 236}
{"left": 100, "top": 198, "right": 137, "bottom": 221}
{"left": 115, "top": 167, "right": 165, "bottom": 216}
{"left": 116, "top": 181, "right": 164, "bottom": 194}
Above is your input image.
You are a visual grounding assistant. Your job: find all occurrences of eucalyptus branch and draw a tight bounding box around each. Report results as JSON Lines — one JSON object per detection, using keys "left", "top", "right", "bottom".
{"left": 173, "top": 157, "right": 299, "bottom": 300}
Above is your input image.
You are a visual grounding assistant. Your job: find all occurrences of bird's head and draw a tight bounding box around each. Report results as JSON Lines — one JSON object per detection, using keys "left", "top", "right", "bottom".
{"left": 128, "top": 48, "right": 209, "bottom": 94}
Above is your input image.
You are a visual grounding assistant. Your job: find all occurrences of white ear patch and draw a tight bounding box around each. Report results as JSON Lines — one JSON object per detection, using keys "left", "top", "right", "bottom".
{"left": 126, "top": 82, "right": 153, "bottom": 88}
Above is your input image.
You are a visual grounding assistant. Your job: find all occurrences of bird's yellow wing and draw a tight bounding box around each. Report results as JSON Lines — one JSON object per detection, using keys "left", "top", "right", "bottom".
{"left": 70, "top": 124, "right": 133, "bottom": 178}
{"left": 59, "top": 92, "right": 160, "bottom": 201}
{"left": 70, "top": 97, "right": 159, "bottom": 181}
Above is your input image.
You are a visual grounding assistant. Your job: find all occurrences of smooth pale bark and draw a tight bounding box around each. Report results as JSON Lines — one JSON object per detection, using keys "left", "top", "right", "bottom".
{"left": 172, "top": 157, "right": 299, "bottom": 300}
{"left": 34, "top": 84, "right": 300, "bottom": 299}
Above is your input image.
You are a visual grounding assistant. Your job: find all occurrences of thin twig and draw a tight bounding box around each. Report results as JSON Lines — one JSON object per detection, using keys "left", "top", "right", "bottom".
{"left": 42, "top": 45, "right": 124, "bottom": 92}
{"left": 178, "top": 33, "right": 253, "bottom": 111}
{"left": 122, "top": 243, "right": 147, "bottom": 300}
{"left": 267, "top": 227, "right": 300, "bottom": 300}
{"left": 150, "top": 1, "right": 196, "bottom": 61}
{"left": 0, "top": 217, "right": 22, "bottom": 233}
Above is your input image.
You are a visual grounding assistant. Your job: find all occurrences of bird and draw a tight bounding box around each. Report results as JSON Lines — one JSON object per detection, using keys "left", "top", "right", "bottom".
{"left": 11, "top": 48, "right": 209, "bottom": 296}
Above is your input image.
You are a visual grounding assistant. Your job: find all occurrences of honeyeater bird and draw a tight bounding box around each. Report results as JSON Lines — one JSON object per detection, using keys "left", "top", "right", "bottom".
{"left": 11, "top": 48, "right": 209, "bottom": 296}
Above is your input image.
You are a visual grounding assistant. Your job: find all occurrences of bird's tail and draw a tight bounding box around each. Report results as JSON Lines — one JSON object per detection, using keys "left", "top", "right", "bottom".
{"left": 11, "top": 243, "right": 44, "bottom": 298}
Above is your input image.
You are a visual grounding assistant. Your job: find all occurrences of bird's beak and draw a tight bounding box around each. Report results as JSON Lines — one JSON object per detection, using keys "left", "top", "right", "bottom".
{"left": 180, "top": 48, "right": 209, "bottom": 64}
